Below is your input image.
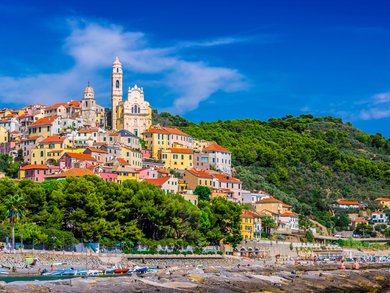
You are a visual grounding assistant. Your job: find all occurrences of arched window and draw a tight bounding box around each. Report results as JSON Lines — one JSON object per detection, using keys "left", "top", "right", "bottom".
{"left": 131, "top": 106, "right": 134, "bottom": 113}
{"left": 116, "top": 80, "right": 120, "bottom": 89}
{"left": 117, "top": 68, "right": 119, "bottom": 73}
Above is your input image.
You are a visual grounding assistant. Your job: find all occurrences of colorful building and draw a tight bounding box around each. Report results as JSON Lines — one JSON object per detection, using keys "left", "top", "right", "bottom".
{"left": 19, "top": 164, "right": 60, "bottom": 182}
{"left": 375, "top": 198, "right": 390, "bottom": 209}
{"left": 203, "top": 143, "right": 232, "bottom": 175}
{"left": 143, "top": 126, "right": 193, "bottom": 159}
{"left": 30, "top": 136, "right": 72, "bottom": 165}
{"left": 143, "top": 177, "right": 179, "bottom": 194}
{"left": 159, "top": 148, "right": 194, "bottom": 170}
{"left": 28, "top": 116, "right": 60, "bottom": 138}
{"left": 59, "top": 152, "right": 97, "bottom": 169}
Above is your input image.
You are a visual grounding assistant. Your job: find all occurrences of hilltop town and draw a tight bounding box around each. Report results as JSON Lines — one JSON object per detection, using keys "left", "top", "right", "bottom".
{"left": 1, "top": 57, "right": 390, "bottom": 245}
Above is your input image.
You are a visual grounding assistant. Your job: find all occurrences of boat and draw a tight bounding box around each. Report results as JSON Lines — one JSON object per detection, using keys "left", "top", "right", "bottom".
{"left": 114, "top": 267, "right": 129, "bottom": 274}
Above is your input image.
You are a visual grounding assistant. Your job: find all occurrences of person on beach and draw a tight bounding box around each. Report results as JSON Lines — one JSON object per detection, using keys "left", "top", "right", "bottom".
{"left": 340, "top": 261, "right": 346, "bottom": 270}
{"left": 353, "top": 261, "right": 360, "bottom": 270}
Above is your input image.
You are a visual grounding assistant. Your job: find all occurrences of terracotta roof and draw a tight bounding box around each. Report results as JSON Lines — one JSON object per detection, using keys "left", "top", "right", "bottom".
{"left": 282, "top": 203, "right": 292, "bottom": 208}
{"left": 353, "top": 218, "right": 368, "bottom": 223}
{"left": 85, "top": 147, "right": 106, "bottom": 154}
{"left": 241, "top": 210, "right": 260, "bottom": 218}
{"left": 44, "top": 103, "right": 68, "bottom": 110}
{"left": 47, "top": 168, "right": 94, "bottom": 178}
{"left": 186, "top": 168, "right": 213, "bottom": 179}
{"left": 256, "top": 197, "right": 283, "bottom": 204}
{"left": 41, "top": 136, "right": 66, "bottom": 143}
{"left": 20, "top": 164, "right": 49, "bottom": 170}
{"left": 336, "top": 200, "right": 359, "bottom": 205}
{"left": 280, "top": 211, "right": 297, "bottom": 217}
{"left": 147, "top": 126, "right": 190, "bottom": 136}
{"left": 168, "top": 148, "right": 194, "bottom": 154}
{"left": 63, "top": 152, "right": 96, "bottom": 161}
{"left": 372, "top": 211, "right": 386, "bottom": 215}
{"left": 375, "top": 198, "right": 390, "bottom": 202}
{"left": 78, "top": 128, "right": 99, "bottom": 133}
{"left": 156, "top": 167, "right": 170, "bottom": 174}
{"left": 29, "top": 116, "right": 58, "bottom": 127}
{"left": 203, "top": 143, "right": 230, "bottom": 153}
{"left": 116, "top": 158, "right": 129, "bottom": 165}
{"left": 211, "top": 173, "right": 240, "bottom": 183}
{"left": 24, "top": 136, "right": 41, "bottom": 141}
{"left": 258, "top": 209, "right": 279, "bottom": 216}
{"left": 68, "top": 100, "right": 81, "bottom": 108}
{"left": 143, "top": 177, "right": 170, "bottom": 187}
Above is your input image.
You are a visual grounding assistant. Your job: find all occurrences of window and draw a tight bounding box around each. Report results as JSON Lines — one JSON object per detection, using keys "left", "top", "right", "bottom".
{"left": 116, "top": 80, "right": 120, "bottom": 88}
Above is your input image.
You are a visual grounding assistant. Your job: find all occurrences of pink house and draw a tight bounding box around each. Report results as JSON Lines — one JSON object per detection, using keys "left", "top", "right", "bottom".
{"left": 97, "top": 167, "right": 118, "bottom": 182}
{"left": 142, "top": 148, "right": 152, "bottom": 159}
{"left": 59, "top": 152, "right": 97, "bottom": 169}
{"left": 19, "top": 164, "right": 60, "bottom": 182}
{"left": 138, "top": 167, "right": 160, "bottom": 179}
{"left": 83, "top": 147, "right": 108, "bottom": 164}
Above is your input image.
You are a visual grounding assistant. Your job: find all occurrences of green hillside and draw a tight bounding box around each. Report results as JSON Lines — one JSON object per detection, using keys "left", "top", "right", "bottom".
{"left": 166, "top": 113, "right": 390, "bottom": 227}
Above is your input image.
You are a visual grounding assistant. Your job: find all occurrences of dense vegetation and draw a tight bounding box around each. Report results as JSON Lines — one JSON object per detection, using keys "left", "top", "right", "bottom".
{"left": 0, "top": 176, "right": 242, "bottom": 250}
{"left": 177, "top": 114, "right": 390, "bottom": 228}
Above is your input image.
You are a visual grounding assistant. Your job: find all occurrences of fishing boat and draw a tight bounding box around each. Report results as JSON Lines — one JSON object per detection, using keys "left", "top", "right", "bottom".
{"left": 114, "top": 267, "right": 129, "bottom": 274}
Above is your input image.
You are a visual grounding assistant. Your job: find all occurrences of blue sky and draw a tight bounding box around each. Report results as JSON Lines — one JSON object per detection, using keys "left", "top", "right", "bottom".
{"left": 1, "top": 1, "right": 390, "bottom": 137}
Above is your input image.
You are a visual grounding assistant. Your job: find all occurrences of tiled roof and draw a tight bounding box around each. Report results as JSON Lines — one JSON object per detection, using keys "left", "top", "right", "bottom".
{"left": 256, "top": 197, "right": 283, "bottom": 204}
{"left": 44, "top": 103, "right": 68, "bottom": 110}
{"left": 116, "top": 158, "right": 129, "bottom": 165}
{"left": 280, "top": 211, "right": 297, "bottom": 217}
{"left": 47, "top": 168, "right": 94, "bottom": 178}
{"left": 211, "top": 173, "right": 240, "bottom": 183}
{"left": 20, "top": 164, "right": 49, "bottom": 170}
{"left": 23, "top": 135, "right": 41, "bottom": 141}
{"left": 78, "top": 128, "right": 99, "bottom": 133}
{"left": 372, "top": 211, "right": 385, "bottom": 214}
{"left": 203, "top": 143, "right": 230, "bottom": 153}
{"left": 148, "top": 126, "right": 190, "bottom": 136}
{"left": 85, "top": 147, "right": 106, "bottom": 154}
{"left": 353, "top": 218, "right": 368, "bottom": 223}
{"left": 41, "top": 136, "right": 66, "bottom": 143}
{"left": 241, "top": 210, "right": 260, "bottom": 218}
{"left": 64, "top": 152, "right": 96, "bottom": 161}
{"left": 336, "top": 200, "right": 359, "bottom": 205}
{"left": 168, "top": 148, "right": 193, "bottom": 154}
{"left": 186, "top": 168, "right": 213, "bottom": 179}
{"left": 143, "top": 177, "right": 170, "bottom": 187}
{"left": 375, "top": 197, "right": 390, "bottom": 201}
{"left": 29, "top": 116, "right": 58, "bottom": 127}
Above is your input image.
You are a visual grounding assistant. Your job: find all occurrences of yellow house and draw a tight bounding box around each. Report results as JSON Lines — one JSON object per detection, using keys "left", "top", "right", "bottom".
{"left": 159, "top": 148, "right": 194, "bottom": 170}
{"left": 143, "top": 126, "right": 192, "bottom": 159}
{"left": 241, "top": 210, "right": 255, "bottom": 240}
{"left": 375, "top": 198, "right": 390, "bottom": 209}
{"left": 255, "top": 197, "right": 292, "bottom": 215}
{"left": 0, "top": 126, "right": 8, "bottom": 144}
{"left": 28, "top": 116, "right": 58, "bottom": 138}
{"left": 183, "top": 169, "right": 214, "bottom": 190}
{"left": 30, "top": 136, "right": 72, "bottom": 165}
{"left": 112, "top": 163, "right": 140, "bottom": 183}
{"left": 121, "top": 145, "right": 143, "bottom": 168}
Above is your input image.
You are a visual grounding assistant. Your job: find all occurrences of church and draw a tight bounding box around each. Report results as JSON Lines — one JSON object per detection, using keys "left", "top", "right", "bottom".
{"left": 111, "top": 57, "right": 152, "bottom": 137}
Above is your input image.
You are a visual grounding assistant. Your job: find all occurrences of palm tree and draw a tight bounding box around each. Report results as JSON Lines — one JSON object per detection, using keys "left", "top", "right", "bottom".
{"left": 261, "top": 216, "right": 277, "bottom": 238}
{"left": 3, "top": 194, "right": 26, "bottom": 251}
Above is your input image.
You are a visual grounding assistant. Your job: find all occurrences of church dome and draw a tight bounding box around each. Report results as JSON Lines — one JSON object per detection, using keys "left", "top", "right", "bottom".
{"left": 84, "top": 83, "right": 94, "bottom": 94}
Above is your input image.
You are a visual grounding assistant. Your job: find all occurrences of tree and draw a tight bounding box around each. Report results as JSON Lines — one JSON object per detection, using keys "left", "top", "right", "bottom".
{"left": 194, "top": 186, "right": 211, "bottom": 201}
{"left": 3, "top": 193, "right": 26, "bottom": 251}
{"left": 261, "top": 216, "right": 277, "bottom": 238}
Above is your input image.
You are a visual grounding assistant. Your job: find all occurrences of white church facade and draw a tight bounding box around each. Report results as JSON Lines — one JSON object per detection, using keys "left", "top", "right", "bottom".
{"left": 111, "top": 57, "right": 152, "bottom": 137}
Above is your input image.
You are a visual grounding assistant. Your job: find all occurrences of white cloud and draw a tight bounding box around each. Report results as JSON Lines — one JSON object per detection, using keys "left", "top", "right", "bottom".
{"left": 0, "top": 20, "right": 248, "bottom": 113}
{"left": 359, "top": 107, "right": 390, "bottom": 120}
{"left": 357, "top": 92, "right": 390, "bottom": 120}
{"left": 372, "top": 92, "right": 390, "bottom": 104}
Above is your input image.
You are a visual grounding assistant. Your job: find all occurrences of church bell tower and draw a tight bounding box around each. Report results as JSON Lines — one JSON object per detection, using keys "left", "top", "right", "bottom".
{"left": 111, "top": 56, "right": 123, "bottom": 130}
